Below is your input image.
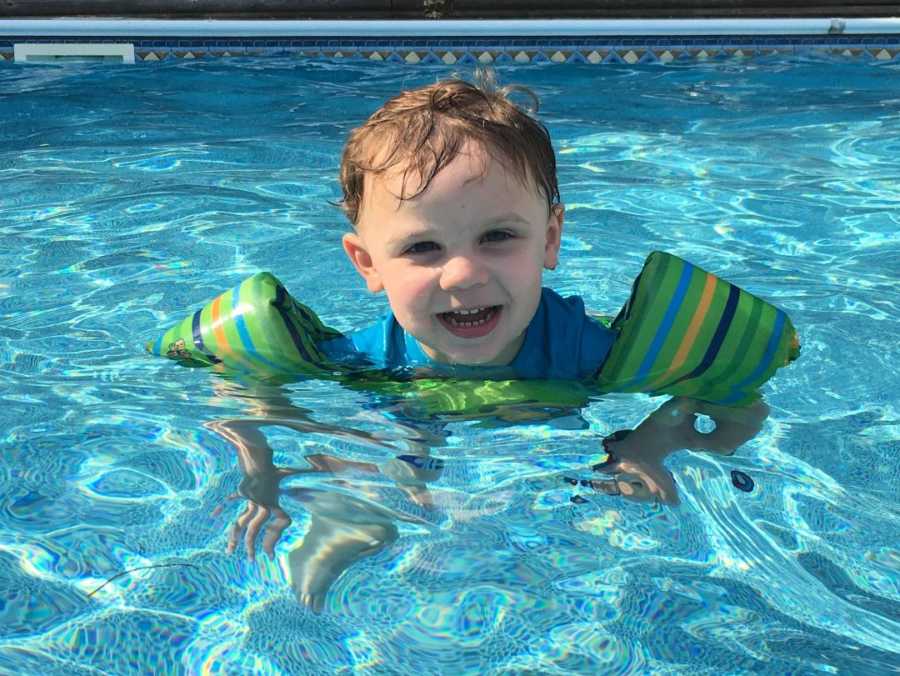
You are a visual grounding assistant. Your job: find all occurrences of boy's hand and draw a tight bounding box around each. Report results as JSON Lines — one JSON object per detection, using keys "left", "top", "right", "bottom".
{"left": 590, "top": 431, "right": 680, "bottom": 505}
{"left": 217, "top": 464, "right": 300, "bottom": 561}
{"left": 381, "top": 454, "right": 444, "bottom": 509}
{"left": 584, "top": 396, "right": 769, "bottom": 505}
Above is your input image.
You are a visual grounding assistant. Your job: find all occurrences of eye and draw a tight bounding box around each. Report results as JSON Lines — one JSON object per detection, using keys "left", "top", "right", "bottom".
{"left": 404, "top": 241, "right": 440, "bottom": 255}
{"left": 481, "top": 229, "right": 515, "bottom": 244}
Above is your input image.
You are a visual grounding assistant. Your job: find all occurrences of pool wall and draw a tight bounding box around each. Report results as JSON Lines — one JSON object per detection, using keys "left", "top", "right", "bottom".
{"left": 2, "top": 18, "right": 900, "bottom": 63}
{"left": 2, "top": 0, "right": 899, "bottom": 18}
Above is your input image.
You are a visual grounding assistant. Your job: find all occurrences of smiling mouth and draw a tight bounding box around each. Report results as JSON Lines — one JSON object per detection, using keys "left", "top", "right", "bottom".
{"left": 437, "top": 305, "right": 502, "bottom": 338}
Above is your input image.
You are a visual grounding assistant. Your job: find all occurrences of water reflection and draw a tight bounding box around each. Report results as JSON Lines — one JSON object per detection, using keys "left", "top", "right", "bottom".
{"left": 205, "top": 378, "right": 769, "bottom": 612}
{"left": 205, "top": 380, "right": 443, "bottom": 612}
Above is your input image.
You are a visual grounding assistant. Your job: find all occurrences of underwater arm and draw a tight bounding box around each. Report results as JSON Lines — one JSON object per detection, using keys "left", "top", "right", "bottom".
{"left": 641, "top": 396, "right": 769, "bottom": 455}
{"left": 205, "top": 419, "right": 300, "bottom": 560}
{"left": 590, "top": 396, "right": 769, "bottom": 505}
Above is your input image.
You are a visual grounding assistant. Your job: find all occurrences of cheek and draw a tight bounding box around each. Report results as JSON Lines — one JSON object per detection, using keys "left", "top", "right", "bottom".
{"left": 502, "top": 251, "right": 544, "bottom": 288}
{"left": 384, "top": 267, "right": 436, "bottom": 315}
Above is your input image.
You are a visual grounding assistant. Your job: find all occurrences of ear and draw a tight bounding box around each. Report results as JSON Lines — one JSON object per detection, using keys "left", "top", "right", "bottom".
{"left": 543, "top": 204, "right": 564, "bottom": 270}
{"left": 342, "top": 232, "right": 383, "bottom": 293}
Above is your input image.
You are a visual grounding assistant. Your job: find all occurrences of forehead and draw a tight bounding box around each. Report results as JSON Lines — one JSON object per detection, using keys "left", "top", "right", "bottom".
{"left": 360, "top": 142, "right": 535, "bottom": 216}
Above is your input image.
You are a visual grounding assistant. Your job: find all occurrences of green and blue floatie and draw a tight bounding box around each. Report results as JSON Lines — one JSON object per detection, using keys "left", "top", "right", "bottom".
{"left": 147, "top": 251, "right": 800, "bottom": 408}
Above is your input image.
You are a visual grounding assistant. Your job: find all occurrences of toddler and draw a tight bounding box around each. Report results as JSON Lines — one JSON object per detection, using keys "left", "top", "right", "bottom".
{"left": 321, "top": 76, "right": 771, "bottom": 499}
{"left": 320, "top": 76, "right": 615, "bottom": 380}
{"left": 200, "top": 77, "right": 779, "bottom": 610}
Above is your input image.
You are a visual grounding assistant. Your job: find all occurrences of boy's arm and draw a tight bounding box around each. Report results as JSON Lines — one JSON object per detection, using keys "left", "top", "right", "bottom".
{"left": 591, "top": 396, "right": 769, "bottom": 505}
{"left": 646, "top": 396, "right": 770, "bottom": 455}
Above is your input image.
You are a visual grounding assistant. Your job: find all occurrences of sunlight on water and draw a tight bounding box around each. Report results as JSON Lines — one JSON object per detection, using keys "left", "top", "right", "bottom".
{"left": 0, "top": 56, "right": 898, "bottom": 674}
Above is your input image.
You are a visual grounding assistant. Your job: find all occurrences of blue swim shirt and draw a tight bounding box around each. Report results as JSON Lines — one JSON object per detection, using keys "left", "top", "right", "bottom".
{"left": 319, "top": 288, "right": 616, "bottom": 380}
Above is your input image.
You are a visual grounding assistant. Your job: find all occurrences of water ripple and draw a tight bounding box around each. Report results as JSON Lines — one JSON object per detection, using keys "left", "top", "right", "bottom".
{"left": 1, "top": 56, "right": 898, "bottom": 674}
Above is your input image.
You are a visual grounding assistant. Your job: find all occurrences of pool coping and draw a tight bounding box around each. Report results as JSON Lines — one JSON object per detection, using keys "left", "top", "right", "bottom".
{"left": 2, "top": 17, "right": 900, "bottom": 37}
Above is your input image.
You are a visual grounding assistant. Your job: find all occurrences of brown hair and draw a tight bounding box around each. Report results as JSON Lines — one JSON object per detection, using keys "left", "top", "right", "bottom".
{"left": 339, "top": 74, "right": 560, "bottom": 226}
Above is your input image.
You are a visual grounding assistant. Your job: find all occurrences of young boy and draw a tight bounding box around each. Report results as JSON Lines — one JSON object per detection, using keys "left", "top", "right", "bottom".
{"left": 315, "top": 76, "right": 771, "bottom": 504}
{"left": 194, "top": 77, "right": 777, "bottom": 609}
{"left": 160, "top": 76, "right": 778, "bottom": 526}
{"left": 319, "top": 77, "right": 615, "bottom": 380}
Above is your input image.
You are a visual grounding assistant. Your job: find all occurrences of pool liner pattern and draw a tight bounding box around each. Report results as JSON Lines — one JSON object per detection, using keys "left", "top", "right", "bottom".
{"left": 3, "top": 35, "right": 900, "bottom": 63}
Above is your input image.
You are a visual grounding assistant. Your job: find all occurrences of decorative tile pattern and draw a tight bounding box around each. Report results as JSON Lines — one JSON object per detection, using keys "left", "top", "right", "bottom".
{"left": 2, "top": 35, "right": 900, "bottom": 64}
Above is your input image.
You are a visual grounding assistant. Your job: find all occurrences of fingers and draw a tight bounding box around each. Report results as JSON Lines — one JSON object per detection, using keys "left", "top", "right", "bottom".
{"left": 296, "top": 590, "right": 325, "bottom": 614}
{"left": 261, "top": 508, "right": 292, "bottom": 559}
{"left": 243, "top": 504, "right": 272, "bottom": 561}
{"left": 226, "top": 502, "right": 291, "bottom": 561}
{"left": 227, "top": 502, "right": 256, "bottom": 554}
{"left": 592, "top": 456, "right": 621, "bottom": 473}
{"left": 400, "top": 484, "right": 434, "bottom": 509}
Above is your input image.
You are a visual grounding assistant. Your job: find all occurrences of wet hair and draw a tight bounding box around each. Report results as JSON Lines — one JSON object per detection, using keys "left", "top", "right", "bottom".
{"left": 339, "top": 72, "right": 560, "bottom": 226}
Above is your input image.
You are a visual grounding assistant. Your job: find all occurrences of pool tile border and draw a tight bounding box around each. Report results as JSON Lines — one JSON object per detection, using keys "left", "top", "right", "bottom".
{"left": 2, "top": 35, "right": 900, "bottom": 63}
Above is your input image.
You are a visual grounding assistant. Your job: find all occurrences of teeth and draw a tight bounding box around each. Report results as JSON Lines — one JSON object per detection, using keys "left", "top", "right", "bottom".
{"left": 441, "top": 306, "right": 497, "bottom": 328}
{"left": 451, "top": 317, "right": 487, "bottom": 327}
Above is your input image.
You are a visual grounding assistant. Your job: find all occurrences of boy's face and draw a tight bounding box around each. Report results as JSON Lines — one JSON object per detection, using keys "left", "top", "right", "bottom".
{"left": 343, "top": 142, "right": 563, "bottom": 366}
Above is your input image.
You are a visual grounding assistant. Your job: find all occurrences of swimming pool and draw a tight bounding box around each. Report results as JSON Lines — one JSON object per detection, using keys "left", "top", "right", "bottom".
{"left": 1, "top": 54, "right": 899, "bottom": 673}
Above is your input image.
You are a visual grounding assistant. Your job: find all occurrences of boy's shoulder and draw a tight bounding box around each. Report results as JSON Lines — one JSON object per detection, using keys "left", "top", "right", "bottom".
{"left": 513, "top": 287, "right": 616, "bottom": 379}
{"left": 317, "top": 312, "right": 400, "bottom": 370}
{"left": 538, "top": 286, "right": 587, "bottom": 316}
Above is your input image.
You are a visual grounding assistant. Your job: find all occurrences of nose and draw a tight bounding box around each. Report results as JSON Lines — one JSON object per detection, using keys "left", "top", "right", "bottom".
{"left": 439, "top": 255, "right": 488, "bottom": 291}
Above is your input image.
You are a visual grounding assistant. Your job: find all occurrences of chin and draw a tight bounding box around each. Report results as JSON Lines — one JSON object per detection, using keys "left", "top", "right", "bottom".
{"left": 453, "top": 354, "right": 500, "bottom": 366}
{"left": 451, "top": 345, "right": 509, "bottom": 366}
{"left": 426, "top": 342, "right": 496, "bottom": 367}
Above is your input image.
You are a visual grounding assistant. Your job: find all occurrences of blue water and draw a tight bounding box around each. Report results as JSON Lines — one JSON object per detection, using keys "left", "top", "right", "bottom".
{"left": 1, "top": 56, "right": 899, "bottom": 674}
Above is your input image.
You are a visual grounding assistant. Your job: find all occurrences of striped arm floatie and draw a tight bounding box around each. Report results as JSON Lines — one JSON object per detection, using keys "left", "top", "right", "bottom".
{"left": 145, "top": 272, "right": 341, "bottom": 376}
{"left": 596, "top": 251, "right": 800, "bottom": 404}
{"left": 147, "top": 254, "right": 799, "bottom": 404}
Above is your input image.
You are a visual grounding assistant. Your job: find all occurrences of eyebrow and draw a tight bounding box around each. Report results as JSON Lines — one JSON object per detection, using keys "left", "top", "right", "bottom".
{"left": 483, "top": 213, "right": 530, "bottom": 227}
{"left": 385, "top": 213, "right": 531, "bottom": 248}
{"left": 385, "top": 228, "right": 437, "bottom": 247}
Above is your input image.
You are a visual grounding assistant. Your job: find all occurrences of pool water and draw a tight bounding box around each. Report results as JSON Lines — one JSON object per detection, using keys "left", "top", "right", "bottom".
{"left": 1, "top": 56, "right": 899, "bottom": 674}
